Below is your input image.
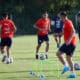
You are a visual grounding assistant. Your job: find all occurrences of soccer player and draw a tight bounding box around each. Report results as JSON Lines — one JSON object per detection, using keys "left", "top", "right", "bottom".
{"left": 51, "top": 13, "right": 63, "bottom": 48}
{"left": 56, "top": 11, "right": 76, "bottom": 78}
{"left": 0, "top": 12, "right": 17, "bottom": 64}
{"left": 34, "top": 11, "right": 51, "bottom": 59}
{"left": 77, "top": 12, "right": 80, "bottom": 41}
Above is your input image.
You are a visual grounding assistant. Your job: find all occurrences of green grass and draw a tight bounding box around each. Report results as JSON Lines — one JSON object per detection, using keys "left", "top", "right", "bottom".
{"left": 0, "top": 35, "right": 80, "bottom": 80}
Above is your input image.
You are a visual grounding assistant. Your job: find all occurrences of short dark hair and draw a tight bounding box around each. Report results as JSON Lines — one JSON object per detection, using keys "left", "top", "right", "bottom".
{"left": 60, "top": 11, "right": 67, "bottom": 17}
{"left": 2, "top": 12, "right": 8, "bottom": 18}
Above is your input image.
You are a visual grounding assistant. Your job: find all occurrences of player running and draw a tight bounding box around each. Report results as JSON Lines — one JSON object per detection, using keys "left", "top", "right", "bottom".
{"left": 56, "top": 11, "right": 76, "bottom": 78}
{"left": 51, "top": 14, "right": 63, "bottom": 48}
{"left": 0, "top": 12, "right": 17, "bottom": 64}
{"left": 34, "top": 11, "right": 51, "bottom": 59}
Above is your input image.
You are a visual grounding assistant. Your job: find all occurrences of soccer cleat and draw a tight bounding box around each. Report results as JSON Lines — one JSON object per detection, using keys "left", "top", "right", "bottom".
{"left": 6, "top": 57, "right": 13, "bottom": 64}
{"left": 10, "top": 57, "right": 13, "bottom": 63}
{"left": 35, "top": 54, "right": 39, "bottom": 59}
{"left": 45, "top": 55, "right": 48, "bottom": 59}
{"left": 67, "top": 73, "right": 76, "bottom": 78}
{"left": 61, "top": 66, "right": 70, "bottom": 74}
{"left": 2, "top": 55, "right": 7, "bottom": 62}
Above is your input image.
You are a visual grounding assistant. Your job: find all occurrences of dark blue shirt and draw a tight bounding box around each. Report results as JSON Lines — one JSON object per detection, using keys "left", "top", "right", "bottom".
{"left": 52, "top": 16, "right": 63, "bottom": 29}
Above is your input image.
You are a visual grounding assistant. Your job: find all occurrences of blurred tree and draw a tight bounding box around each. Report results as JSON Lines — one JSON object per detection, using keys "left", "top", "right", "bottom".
{"left": 0, "top": 0, "right": 80, "bottom": 34}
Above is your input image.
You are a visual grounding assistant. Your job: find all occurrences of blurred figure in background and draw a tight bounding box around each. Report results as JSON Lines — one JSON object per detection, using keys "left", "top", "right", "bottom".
{"left": 34, "top": 11, "right": 51, "bottom": 59}
{"left": 51, "top": 13, "right": 63, "bottom": 48}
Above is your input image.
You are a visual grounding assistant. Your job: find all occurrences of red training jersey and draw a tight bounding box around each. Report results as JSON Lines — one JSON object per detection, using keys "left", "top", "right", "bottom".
{"left": 63, "top": 19, "right": 76, "bottom": 44}
{"left": 0, "top": 19, "right": 15, "bottom": 38}
{"left": 35, "top": 18, "right": 50, "bottom": 36}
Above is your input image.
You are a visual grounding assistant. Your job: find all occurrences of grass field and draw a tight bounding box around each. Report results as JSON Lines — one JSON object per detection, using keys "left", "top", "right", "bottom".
{"left": 0, "top": 35, "right": 80, "bottom": 80}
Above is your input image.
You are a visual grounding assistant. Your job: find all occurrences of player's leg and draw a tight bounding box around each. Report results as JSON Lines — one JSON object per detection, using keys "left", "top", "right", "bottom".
{"left": 6, "top": 38, "right": 13, "bottom": 64}
{"left": 35, "top": 35, "right": 43, "bottom": 59}
{"left": 0, "top": 46, "right": 7, "bottom": 62}
{"left": 6, "top": 46, "right": 13, "bottom": 64}
{"left": 44, "top": 35, "right": 49, "bottom": 59}
{"left": 66, "top": 56, "right": 75, "bottom": 74}
{"left": 66, "top": 44, "right": 76, "bottom": 78}
{"left": 0, "top": 38, "right": 7, "bottom": 62}
{"left": 56, "top": 51, "right": 66, "bottom": 65}
{"left": 36, "top": 43, "right": 41, "bottom": 59}
{"left": 58, "top": 33, "right": 62, "bottom": 47}
{"left": 53, "top": 33, "right": 59, "bottom": 48}
{"left": 56, "top": 43, "right": 70, "bottom": 74}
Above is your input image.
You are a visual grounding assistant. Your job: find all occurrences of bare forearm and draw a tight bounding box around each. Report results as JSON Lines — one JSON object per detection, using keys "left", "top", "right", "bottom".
{"left": 66, "top": 28, "right": 75, "bottom": 45}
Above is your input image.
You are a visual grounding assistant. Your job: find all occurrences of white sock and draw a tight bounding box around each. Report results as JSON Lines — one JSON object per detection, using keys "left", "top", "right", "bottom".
{"left": 45, "top": 52, "right": 48, "bottom": 55}
{"left": 36, "top": 53, "right": 39, "bottom": 55}
{"left": 2, "top": 52, "right": 6, "bottom": 56}
{"left": 6, "top": 57, "right": 10, "bottom": 62}
{"left": 64, "top": 63, "right": 68, "bottom": 67}
{"left": 71, "top": 72, "right": 75, "bottom": 75}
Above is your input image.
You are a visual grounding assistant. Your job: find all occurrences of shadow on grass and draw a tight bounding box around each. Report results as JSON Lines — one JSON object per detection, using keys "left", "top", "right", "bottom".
{"left": 15, "top": 57, "right": 35, "bottom": 61}
{"left": 0, "top": 69, "right": 62, "bottom": 74}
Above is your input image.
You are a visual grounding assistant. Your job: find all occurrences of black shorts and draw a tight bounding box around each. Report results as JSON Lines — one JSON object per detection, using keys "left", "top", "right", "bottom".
{"left": 38, "top": 35, "right": 49, "bottom": 44}
{"left": 0, "top": 37, "right": 12, "bottom": 47}
{"left": 59, "top": 43, "right": 76, "bottom": 56}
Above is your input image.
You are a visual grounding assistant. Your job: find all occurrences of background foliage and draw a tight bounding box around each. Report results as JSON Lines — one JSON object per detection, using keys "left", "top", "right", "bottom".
{"left": 0, "top": 0, "right": 80, "bottom": 34}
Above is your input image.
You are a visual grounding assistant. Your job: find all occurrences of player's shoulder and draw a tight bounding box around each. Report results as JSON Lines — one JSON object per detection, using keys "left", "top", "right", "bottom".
{"left": 7, "top": 19, "right": 14, "bottom": 24}
{"left": 65, "top": 19, "right": 72, "bottom": 24}
{"left": 7, "top": 19, "right": 13, "bottom": 22}
{"left": 36, "top": 18, "right": 43, "bottom": 22}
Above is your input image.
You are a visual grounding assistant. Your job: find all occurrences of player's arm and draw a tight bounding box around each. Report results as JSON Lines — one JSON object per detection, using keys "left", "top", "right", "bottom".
{"left": 33, "top": 24, "right": 44, "bottom": 31}
{"left": 48, "top": 21, "right": 51, "bottom": 32}
{"left": 10, "top": 20, "right": 17, "bottom": 33}
{"left": 66, "top": 26, "right": 75, "bottom": 45}
{"left": 0, "top": 25, "right": 2, "bottom": 37}
{"left": 12, "top": 25, "right": 17, "bottom": 33}
{"left": 33, "top": 24, "right": 39, "bottom": 30}
{"left": 11, "top": 21, "right": 17, "bottom": 33}
{"left": 49, "top": 25, "right": 51, "bottom": 32}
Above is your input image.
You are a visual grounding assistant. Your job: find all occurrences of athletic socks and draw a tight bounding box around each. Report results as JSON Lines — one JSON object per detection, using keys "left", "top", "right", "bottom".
{"left": 45, "top": 52, "right": 48, "bottom": 59}
{"left": 35, "top": 53, "right": 39, "bottom": 59}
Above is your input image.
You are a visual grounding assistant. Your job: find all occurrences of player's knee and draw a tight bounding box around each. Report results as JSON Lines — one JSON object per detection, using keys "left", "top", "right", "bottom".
{"left": 37, "top": 44, "right": 41, "bottom": 48}
{"left": 66, "top": 56, "right": 72, "bottom": 62}
{"left": 56, "top": 51, "right": 61, "bottom": 57}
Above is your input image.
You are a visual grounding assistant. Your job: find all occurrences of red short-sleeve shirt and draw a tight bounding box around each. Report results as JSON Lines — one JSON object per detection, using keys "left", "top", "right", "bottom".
{"left": 0, "top": 19, "right": 15, "bottom": 38}
{"left": 35, "top": 18, "right": 50, "bottom": 36}
{"left": 63, "top": 19, "right": 76, "bottom": 44}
